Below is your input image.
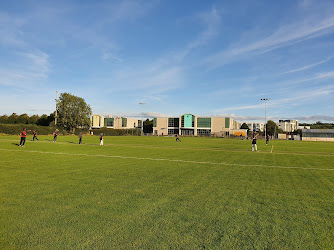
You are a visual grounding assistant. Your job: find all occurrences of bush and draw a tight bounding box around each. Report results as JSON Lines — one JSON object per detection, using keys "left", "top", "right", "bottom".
{"left": 0, "top": 124, "right": 65, "bottom": 135}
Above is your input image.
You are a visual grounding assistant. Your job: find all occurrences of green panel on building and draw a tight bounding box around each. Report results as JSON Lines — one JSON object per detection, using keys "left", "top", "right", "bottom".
{"left": 153, "top": 118, "right": 157, "bottom": 127}
{"left": 122, "top": 118, "right": 127, "bottom": 127}
{"left": 225, "top": 118, "right": 230, "bottom": 128}
{"left": 104, "top": 118, "right": 114, "bottom": 127}
{"left": 183, "top": 114, "right": 194, "bottom": 128}
{"left": 197, "top": 118, "right": 211, "bottom": 128}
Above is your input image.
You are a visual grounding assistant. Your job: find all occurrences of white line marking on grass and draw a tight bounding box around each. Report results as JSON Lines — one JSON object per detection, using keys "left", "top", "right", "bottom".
{"left": 1, "top": 148, "right": 333, "bottom": 172}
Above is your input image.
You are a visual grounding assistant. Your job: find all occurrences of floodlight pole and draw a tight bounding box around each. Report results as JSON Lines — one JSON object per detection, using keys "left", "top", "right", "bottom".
{"left": 139, "top": 102, "right": 146, "bottom": 136}
{"left": 55, "top": 91, "right": 59, "bottom": 125}
{"left": 261, "top": 98, "right": 270, "bottom": 144}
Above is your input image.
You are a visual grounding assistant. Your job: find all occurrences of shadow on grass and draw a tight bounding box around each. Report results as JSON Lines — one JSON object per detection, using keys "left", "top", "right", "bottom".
{"left": 12, "top": 143, "right": 20, "bottom": 146}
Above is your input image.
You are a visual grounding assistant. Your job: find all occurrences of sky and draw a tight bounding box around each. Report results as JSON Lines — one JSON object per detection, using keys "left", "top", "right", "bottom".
{"left": 0, "top": 0, "right": 333, "bottom": 123}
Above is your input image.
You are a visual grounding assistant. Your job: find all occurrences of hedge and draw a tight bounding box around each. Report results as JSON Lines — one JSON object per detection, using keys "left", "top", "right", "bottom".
{"left": 0, "top": 124, "right": 142, "bottom": 136}
{"left": 0, "top": 124, "right": 66, "bottom": 135}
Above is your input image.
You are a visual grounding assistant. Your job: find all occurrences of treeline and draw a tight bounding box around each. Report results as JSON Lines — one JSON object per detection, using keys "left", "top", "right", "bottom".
{"left": 0, "top": 113, "right": 55, "bottom": 126}
{"left": 300, "top": 121, "right": 334, "bottom": 129}
{"left": 0, "top": 124, "right": 142, "bottom": 136}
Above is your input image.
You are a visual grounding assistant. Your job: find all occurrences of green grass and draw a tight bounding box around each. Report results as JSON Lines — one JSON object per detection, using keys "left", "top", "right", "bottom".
{"left": 1, "top": 135, "right": 333, "bottom": 249}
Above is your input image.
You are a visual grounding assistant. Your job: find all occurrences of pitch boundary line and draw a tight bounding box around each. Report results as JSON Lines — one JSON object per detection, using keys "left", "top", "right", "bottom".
{"left": 0, "top": 139, "right": 332, "bottom": 156}
{"left": 1, "top": 148, "right": 333, "bottom": 172}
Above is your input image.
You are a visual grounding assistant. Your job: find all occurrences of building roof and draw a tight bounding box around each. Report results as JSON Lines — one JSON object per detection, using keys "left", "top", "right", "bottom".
{"left": 302, "top": 129, "right": 334, "bottom": 133}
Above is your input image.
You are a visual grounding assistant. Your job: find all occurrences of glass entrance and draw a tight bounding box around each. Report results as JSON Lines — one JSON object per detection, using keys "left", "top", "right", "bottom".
{"left": 181, "top": 129, "right": 194, "bottom": 136}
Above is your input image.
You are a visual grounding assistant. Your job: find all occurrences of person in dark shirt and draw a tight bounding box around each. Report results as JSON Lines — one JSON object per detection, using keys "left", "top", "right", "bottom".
{"left": 33, "top": 131, "right": 39, "bottom": 141}
{"left": 53, "top": 129, "right": 58, "bottom": 142}
{"left": 176, "top": 134, "right": 181, "bottom": 142}
{"left": 252, "top": 135, "right": 258, "bottom": 151}
{"left": 78, "top": 132, "right": 83, "bottom": 144}
{"left": 266, "top": 134, "right": 270, "bottom": 145}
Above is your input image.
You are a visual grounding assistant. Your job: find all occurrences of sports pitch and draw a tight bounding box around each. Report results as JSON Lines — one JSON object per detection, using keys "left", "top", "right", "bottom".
{"left": 1, "top": 135, "right": 333, "bottom": 248}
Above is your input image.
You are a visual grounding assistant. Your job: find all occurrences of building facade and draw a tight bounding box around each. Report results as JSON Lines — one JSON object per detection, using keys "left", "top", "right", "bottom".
{"left": 244, "top": 122, "right": 264, "bottom": 132}
{"left": 302, "top": 129, "right": 334, "bottom": 141}
{"left": 90, "top": 115, "right": 142, "bottom": 129}
{"left": 278, "top": 120, "right": 299, "bottom": 132}
{"left": 153, "top": 114, "right": 243, "bottom": 136}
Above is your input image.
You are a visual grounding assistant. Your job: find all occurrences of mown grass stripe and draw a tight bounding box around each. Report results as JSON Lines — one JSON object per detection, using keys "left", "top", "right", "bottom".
{"left": 1, "top": 148, "right": 333, "bottom": 172}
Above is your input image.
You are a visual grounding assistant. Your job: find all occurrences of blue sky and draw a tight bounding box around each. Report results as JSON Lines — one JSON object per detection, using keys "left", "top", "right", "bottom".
{"left": 0, "top": 0, "right": 333, "bottom": 123}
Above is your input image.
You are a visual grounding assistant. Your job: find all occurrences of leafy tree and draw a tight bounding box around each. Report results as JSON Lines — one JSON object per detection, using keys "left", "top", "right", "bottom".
{"left": 17, "top": 114, "right": 29, "bottom": 124}
{"left": 57, "top": 93, "right": 92, "bottom": 133}
{"left": 8, "top": 113, "right": 19, "bottom": 124}
{"left": 266, "top": 120, "right": 278, "bottom": 135}
{"left": 143, "top": 119, "right": 153, "bottom": 133}
{"left": 240, "top": 122, "right": 249, "bottom": 130}
{"left": 37, "top": 114, "right": 49, "bottom": 126}
{"left": 28, "top": 115, "right": 40, "bottom": 124}
{"left": 0, "top": 115, "right": 9, "bottom": 124}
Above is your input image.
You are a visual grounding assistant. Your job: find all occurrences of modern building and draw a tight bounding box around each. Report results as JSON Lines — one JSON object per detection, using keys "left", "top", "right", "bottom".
{"left": 153, "top": 114, "right": 245, "bottom": 137}
{"left": 278, "top": 120, "right": 299, "bottom": 132}
{"left": 90, "top": 115, "right": 142, "bottom": 129}
{"left": 243, "top": 122, "right": 264, "bottom": 132}
{"left": 302, "top": 129, "right": 334, "bottom": 141}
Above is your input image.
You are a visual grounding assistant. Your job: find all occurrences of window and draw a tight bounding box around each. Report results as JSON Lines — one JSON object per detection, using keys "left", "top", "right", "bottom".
{"left": 122, "top": 118, "right": 127, "bottom": 127}
{"left": 153, "top": 118, "right": 157, "bottom": 127}
{"left": 168, "top": 129, "right": 179, "bottom": 135}
{"left": 197, "top": 118, "right": 211, "bottom": 128}
{"left": 197, "top": 129, "right": 211, "bottom": 136}
{"left": 104, "top": 118, "right": 114, "bottom": 127}
{"left": 168, "top": 118, "right": 179, "bottom": 127}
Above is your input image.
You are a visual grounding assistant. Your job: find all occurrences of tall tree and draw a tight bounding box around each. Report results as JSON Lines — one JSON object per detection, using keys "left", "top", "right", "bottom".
{"left": 0, "top": 115, "right": 9, "bottom": 124}
{"left": 17, "top": 114, "right": 29, "bottom": 124}
{"left": 8, "top": 113, "right": 19, "bottom": 124}
{"left": 240, "top": 122, "right": 249, "bottom": 130}
{"left": 266, "top": 120, "right": 278, "bottom": 135}
{"left": 57, "top": 93, "right": 92, "bottom": 133}
{"left": 28, "top": 115, "right": 40, "bottom": 124}
{"left": 37, "top": 114, "right": 49, "bottom": 126}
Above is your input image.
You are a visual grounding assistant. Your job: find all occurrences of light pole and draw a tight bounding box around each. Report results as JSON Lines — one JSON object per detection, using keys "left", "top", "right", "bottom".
{"left": 55, "top": 91, "right": 59, "bottom": 125}
{"left": 260, "top": 98, "right": 270, "bottom": 144}
{"left": 139, "top": 102, "right": 146, "bottom": 136}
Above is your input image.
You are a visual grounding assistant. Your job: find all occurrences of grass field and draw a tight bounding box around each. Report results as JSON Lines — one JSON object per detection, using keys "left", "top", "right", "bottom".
{"left": 1, "top": 135, "right": 333, "bottom": 249}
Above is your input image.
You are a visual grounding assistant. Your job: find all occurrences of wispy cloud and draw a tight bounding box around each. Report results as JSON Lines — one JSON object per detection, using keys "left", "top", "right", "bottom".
{"left": 216, "top": 86, "right": 334, "bottom": 112}
{"left": 174, "top": 6, "right": 222, "bottom": 62}
{"left": 281, "top": 57, "right": 333, "bottom": 74}
{"left": 204, "top": 9, "right": 334, "bottom": 68}
{"left": 0, "top": 50, "right": 50, "bottom": 87}
{"left": 293, "top": 115, "right": 334, "bottom": 122}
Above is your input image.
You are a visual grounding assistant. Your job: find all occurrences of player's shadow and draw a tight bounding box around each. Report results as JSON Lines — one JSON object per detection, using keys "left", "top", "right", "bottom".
{"left": 12, "top": 143, "right": 20, "bottom": 146}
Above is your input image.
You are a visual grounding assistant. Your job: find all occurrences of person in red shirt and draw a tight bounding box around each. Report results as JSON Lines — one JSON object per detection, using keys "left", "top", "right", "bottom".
{"left": 19, "top": 128, "right": 30, "bottom": 147}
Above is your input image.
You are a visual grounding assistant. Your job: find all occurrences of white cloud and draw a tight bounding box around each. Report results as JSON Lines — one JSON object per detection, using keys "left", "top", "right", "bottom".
{"left": 215, "top": 86, "right": 334, "bottom": 112}
{"left": 0, "top": 50, "right": 50, "bottom": 87}
{"left": 204, "top": 9, "right": 334, "bottom": 68}
{"left": 281, "top": 57, "right": 333, "bottom": 74}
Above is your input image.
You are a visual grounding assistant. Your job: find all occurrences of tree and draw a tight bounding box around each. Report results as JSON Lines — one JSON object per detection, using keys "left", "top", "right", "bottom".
{"left": 28, "top": 115, "right": 40, "bottom": 124}
{"left": 8, "top": 113, "right": 19, "bottom": 124}
{"left": 37, "top": 114, "right": 49, "bottom": 126}
{"left": 266, "top": 120, "right": 278, "bottom": 136}
{"left": 57, "top": 93, "right": 92, "bottom": 133}
{"left": 17, "top": 114, "right": 29, "bottom": 124}
{"left": 0, "top": 115, "right": 9, "bottom": 124}
{"left": 240, "top": 123, "right": 249, "bottom": 130}
{"left": 143, "top": 119, "right": 153, "bottom": 133}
